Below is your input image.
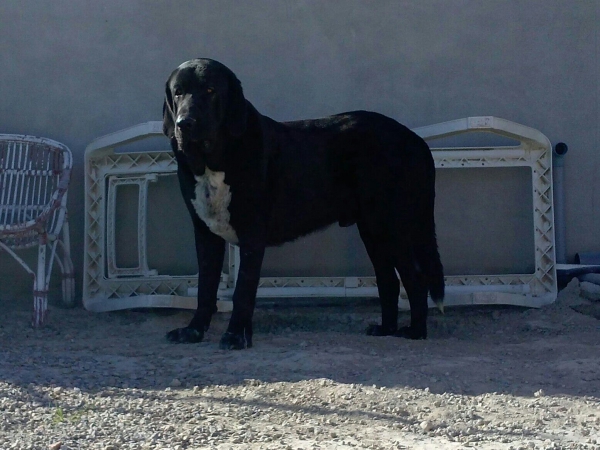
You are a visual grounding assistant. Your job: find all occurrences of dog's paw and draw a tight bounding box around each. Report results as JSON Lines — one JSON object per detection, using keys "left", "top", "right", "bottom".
{"left": 166, "top": 327, "right": 204, "bottom": 343}
{"left": 394, "top": 326, "right": 427, "bottom": 340}
{"left": 366, "top": 324, "right": 397, "bottom": 336}
{"left": 219, "top": 331, "right": 251, "bottom": 350}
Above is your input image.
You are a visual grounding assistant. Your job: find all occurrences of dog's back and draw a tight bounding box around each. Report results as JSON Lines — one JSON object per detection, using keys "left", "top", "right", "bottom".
{"left": 262, "top": 110, "right": 444, "bottom": 303}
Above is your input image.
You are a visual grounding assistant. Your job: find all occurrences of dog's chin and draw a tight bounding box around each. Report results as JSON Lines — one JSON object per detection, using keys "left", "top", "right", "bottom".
{"left": 191, "top": 165, "right": 206, "bottom": 177}
{"left": 177, "top": 135, "right": 212, "bottom": 153}
{"left": 175, "top": 136, "right": 217, "bottom": 176}
{"left": 185, "top": 154, "right": 207, "bottom": 176}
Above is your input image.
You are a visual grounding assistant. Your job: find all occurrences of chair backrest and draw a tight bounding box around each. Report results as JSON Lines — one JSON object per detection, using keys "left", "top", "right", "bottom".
{"left": 0, "top": 135, "right": 72, "bottom": 249}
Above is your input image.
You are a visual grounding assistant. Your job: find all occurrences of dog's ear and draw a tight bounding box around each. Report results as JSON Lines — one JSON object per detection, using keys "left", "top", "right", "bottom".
{"left": 226, "top": 74, "right": 247, "bottom": 137}
{"left": 162, "top": 82, "right": 175, "bottom": 139}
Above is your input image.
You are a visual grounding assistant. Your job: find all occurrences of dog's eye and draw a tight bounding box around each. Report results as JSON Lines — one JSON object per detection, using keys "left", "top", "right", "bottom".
{"left": 207, "top": 87, "right": 215, "bottom": 94}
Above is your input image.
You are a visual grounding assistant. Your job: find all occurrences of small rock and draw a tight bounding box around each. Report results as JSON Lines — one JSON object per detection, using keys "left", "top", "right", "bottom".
{"left": 580, "top": 281, "right": 600, "bottom": 301}
{"left": 534, "top": 389, "right": 545, "bottom": 397}
{"left": 49, "top": 443, "right": 62, "bottom": 450}
{"left": 420, "top": 420, "right": 434, "bottom": 432}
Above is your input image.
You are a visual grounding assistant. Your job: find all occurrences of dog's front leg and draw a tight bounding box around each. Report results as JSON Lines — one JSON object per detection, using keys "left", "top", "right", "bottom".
{"left": 219, "top": 245, "right": 265, "bottom": 350}
{"left": 166, "top": 223, "right": 225, "bottom": 343}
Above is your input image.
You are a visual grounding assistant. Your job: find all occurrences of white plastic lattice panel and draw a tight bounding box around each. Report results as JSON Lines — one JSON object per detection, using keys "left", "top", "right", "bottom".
{"left": 83, "top": 117, "right": 556, "bottom": 313}
{"left": 411, "top": 117, "right": 556, "bottom": 307}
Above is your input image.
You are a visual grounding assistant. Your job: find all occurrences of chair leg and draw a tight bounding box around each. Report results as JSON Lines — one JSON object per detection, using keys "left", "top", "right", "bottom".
{"left": 33, "top": 290, "right": 48, "bottom": 327}
{"left": 61, "top": 256, "right": 76, "bottom": 307}
{"left": 59, "top": 216, "right": 75, "bottom": 306}
{"left": 32, "top": 235, "right": 48, "bottom": 327}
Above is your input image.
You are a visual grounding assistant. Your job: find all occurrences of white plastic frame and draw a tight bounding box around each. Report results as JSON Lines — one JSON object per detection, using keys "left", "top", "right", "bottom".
{"left": 83, "top": 117, "right": 556, "bottom": 313}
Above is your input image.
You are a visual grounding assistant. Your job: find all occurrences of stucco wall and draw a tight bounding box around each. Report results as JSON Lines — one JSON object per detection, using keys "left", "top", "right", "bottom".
{"left": 1, "top": 1, "right": 598, "bottom": 305}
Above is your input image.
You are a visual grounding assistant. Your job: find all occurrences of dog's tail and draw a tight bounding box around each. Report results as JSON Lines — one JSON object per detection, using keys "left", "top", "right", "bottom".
{"left": 417, "top": 226, "right": 445, "bottom": 313}
{"left": 414, "top": 151, "right": 445, "bottom": 312}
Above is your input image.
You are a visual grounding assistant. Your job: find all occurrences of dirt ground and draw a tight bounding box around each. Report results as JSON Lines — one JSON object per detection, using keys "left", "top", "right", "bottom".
{"left": 0, "top": 278, "right": 599, "bottom": 450}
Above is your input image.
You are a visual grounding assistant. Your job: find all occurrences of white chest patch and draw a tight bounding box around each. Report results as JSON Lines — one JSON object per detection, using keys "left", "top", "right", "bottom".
{"left": 191, "top": 169, "right": 239, "bottom": 244}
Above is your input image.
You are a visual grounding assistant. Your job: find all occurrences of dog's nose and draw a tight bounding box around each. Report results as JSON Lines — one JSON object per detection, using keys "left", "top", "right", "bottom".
{"left": 176, "top": 117, "right": 195, "bottom": 131}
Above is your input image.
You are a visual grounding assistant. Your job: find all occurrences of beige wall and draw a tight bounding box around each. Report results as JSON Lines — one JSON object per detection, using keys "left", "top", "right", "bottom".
{"left": 1, "top": 1, "right": 598, "bottom": 305}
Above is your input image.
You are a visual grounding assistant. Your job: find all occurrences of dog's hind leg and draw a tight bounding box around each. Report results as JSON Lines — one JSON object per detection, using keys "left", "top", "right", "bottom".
{"left": 358, "top": 224, "right": 400, "bottom": 336}
{"left": 395, "top": 253, "right": 429, "bottom": 340}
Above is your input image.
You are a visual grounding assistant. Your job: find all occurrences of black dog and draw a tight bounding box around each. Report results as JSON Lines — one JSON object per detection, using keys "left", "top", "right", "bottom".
{"left": 163, "top": 58, "right": 444, "bottom": 349}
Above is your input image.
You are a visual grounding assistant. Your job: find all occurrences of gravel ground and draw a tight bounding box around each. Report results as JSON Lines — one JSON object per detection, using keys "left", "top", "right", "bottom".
{"left": 1, "top": 278, "right": 599, "bottom": 450}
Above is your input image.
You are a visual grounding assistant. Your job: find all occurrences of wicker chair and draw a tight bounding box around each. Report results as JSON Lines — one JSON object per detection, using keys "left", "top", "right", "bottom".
{"left": 0, "top": 135, "right": 75, "bottom": 326}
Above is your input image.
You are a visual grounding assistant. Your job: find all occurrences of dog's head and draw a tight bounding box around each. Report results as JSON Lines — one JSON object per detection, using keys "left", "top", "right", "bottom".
{"left": 163, "top": 58, "right": 247, "bottom": 175}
